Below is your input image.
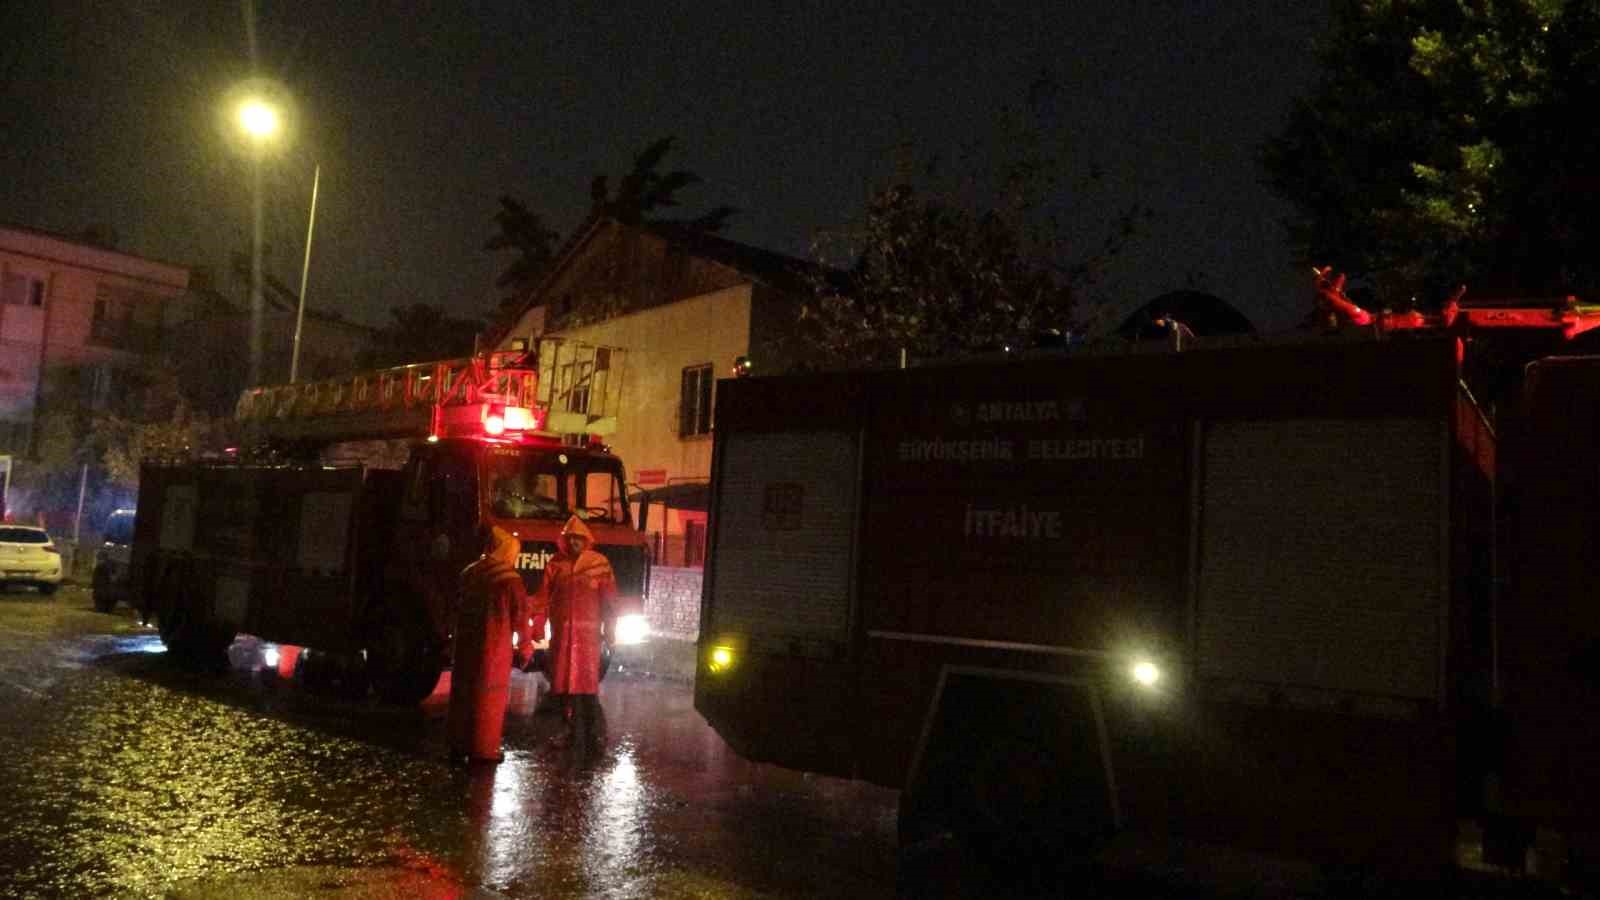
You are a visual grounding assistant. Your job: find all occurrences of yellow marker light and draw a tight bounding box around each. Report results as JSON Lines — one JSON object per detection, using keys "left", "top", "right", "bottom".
{"left": 1131, "top": 660, "right": 1161, "bottom": 688}
{"left": 708, "top": 645, "right": 735, "bottom": 673}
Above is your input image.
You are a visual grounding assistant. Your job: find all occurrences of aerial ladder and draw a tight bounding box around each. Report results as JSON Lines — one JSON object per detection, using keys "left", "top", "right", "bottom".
{"left": 234, "top": 337, "right": 625, "bottom": 445}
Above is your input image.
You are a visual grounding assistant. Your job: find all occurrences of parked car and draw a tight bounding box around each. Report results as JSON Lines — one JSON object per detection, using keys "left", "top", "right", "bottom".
{"left": 91, "top": 508, "right": 136, "bottom": 612}
{"left": 0, "top": 525, "right": 63, "bottom": 595}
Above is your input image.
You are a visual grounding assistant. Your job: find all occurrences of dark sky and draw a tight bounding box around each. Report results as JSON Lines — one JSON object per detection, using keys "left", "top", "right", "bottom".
{"left": 1, "top": 1, "right": 1328, "bottom": 333}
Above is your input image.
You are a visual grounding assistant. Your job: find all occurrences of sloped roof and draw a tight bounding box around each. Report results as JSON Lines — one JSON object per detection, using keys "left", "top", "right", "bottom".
{"left": 491, "top": 214, "right": 826, "bottom": 345}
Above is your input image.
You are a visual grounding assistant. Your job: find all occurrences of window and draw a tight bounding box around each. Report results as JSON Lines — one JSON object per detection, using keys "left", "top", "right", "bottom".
{"left": 679, "top": 363, "right": 713, "bottom": 437}
{"left": 1, "top": 271, "right": 46, "bottom": 307}
{"left": 89, "top": 284, "right": 162, "bottom": 351}
{"left": 87, "top": 365, "right": 115, "bottom": 409}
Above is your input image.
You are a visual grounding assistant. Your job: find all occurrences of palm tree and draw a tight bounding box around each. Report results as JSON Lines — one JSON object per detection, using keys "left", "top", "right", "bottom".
{"left": 484, "top": 195, "right": 562, "bottom": 293}
{"left": 590, "top": 136, "right": 735, "bottom": 232}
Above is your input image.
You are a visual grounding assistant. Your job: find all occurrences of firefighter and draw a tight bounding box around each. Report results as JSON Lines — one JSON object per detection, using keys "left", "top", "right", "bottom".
{"left": 448, "top": 525, "right": 531, "bottom": 765}
{"left": 530, "top": 514, "right": 616, "bottom": 747}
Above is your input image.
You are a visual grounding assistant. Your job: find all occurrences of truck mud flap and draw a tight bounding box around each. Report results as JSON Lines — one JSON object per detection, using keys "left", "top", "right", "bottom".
{"left": 902, "top": 665, "right": 1119, "bottom": 853}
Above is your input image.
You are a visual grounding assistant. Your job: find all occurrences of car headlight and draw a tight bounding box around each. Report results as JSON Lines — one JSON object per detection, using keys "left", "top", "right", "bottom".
{"left": 614, "top": 614, "right": 648, "bottom": 645}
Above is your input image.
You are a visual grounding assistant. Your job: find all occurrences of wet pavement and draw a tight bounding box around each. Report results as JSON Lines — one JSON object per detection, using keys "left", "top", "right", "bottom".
{"left": 0, "top": 586, "right": 898, "bottom": 898}
{"left": 0, "top": 587, "right": 1581, "bottom": 899}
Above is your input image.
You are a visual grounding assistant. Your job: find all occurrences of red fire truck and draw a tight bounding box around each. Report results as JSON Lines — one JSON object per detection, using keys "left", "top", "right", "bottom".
{"left": 127, "top": 339, "right": 650, "bottom": 704}
{"left": 695, "top": 281, "right": 1600, "bottom": 876}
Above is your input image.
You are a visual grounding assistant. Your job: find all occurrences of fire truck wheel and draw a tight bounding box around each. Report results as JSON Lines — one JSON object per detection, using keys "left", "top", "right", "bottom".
{"left": 370, "top": 619, "right": 442, "bottom": 706}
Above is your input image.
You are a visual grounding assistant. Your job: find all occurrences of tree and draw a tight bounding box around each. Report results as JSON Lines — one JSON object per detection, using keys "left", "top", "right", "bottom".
{"left": 486, "top": 137, "right": 735, "bottom": 332}
{"left": 1262, "top": 0, "right": 1600, "bottom": 306}
{"left": 361, "top": 303, "right": 484, "bottom": 368}
{"left": 590, "top": 136, "right": 736, "bottom": 232}
{"left": 20, "top": 364, "right": 222, "bottom": 528}
{"left": 483, "top": 195, "right": 562, "bottom": 327}
{"left": 799, "top": 94, "right": 1146, "bottom": 370}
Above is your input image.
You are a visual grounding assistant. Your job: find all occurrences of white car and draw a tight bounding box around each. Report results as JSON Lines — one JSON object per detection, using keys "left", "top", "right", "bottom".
{"left": 0, "top": 525, "right": 64, "bottom": 594}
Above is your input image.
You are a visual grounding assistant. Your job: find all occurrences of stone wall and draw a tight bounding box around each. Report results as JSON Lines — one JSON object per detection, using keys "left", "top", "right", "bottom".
{"left": 644, "top": 565, "right": 702, "bottom": 639}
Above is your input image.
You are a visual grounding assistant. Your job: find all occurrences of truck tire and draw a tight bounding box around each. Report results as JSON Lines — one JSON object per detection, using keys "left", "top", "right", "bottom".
{"left": 92, "top": 582, "right": 116, "bottom": 612}
{"left": 155, "top": 576, "right": 236, "bottom": 669}
{"left": 369, "top": 618, "right": 442, "bottom": 706}
{"left": 92, "top": 565, "right": 117, "bottom": 611}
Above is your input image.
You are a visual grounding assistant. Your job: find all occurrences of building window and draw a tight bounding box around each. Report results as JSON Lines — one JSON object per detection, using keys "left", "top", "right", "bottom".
{"left": 679, "top": 363, "right": 713, "bottom": 438}
{"left": 89, "top": 283, "right": 162, "bottom": 352}
{"left": 1, "top": 271, "right": 46, "bottom": 307}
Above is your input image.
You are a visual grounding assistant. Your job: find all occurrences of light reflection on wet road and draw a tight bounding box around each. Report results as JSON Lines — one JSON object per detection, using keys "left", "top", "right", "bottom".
{"left": 0, "top": 589, "right": 899, "bottom": 898}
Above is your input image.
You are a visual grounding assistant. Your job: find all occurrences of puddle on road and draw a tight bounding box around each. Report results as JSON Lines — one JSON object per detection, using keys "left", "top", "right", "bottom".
{"left": 0, "top": 627, "right": 899, "bottom": 899}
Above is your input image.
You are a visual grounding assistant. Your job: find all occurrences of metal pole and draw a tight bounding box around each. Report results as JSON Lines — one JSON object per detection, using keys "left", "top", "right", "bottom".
{"left": 0, "top": 454, "right": 11, "bottom": 521}
{"left": 290, "top": 163, "right": 320, "bottom": 384}
{"left": 73, "top": 462, "right": 88, "bottom": 543}
{"left": 249, "top": 156, "right": 264, "bottom": 389}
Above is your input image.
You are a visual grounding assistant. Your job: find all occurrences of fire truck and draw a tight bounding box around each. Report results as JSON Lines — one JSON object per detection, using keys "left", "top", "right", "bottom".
{"left": 127, "top": 338, "right": 650, "bottom": 704}
{"left": 695, "top": 274, "right": 1600, "bottom": 876}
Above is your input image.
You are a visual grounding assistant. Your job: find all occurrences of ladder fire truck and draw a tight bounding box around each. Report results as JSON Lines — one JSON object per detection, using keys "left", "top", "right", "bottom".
{"left": 127, "top": 338, "right": 650, "bottom": 704}
{"left": 695, "top": 270, "right": 1600, "bottom": 880}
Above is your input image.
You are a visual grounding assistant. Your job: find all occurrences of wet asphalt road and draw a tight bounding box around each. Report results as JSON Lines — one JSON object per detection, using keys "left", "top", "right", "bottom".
{"left": 0, "top": 587, "right": 1580, "bottom": 899}
{"left": 0, "top": 586, "right": 901, "bottom": 899}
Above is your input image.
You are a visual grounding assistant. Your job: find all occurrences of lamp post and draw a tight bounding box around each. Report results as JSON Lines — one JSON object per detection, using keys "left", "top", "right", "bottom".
{"left": 238, "top": 100, "right": 276, "bottom": 389}
{"left": 235, "top": 96, "right": 320, "bottom": 385}
{"left": 291, "top": 164, "right": 319, "bottom": 384}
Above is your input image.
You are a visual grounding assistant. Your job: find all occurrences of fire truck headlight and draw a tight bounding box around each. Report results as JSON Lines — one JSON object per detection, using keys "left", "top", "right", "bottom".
{"left": 1131, "top": 660, "right": 1161, "bottom": 688}
{"left": 614, "top": 614, "right": 649, "bottom": 645}
{"left": 510, "top": 631, "right": 519, "bottom": 649}
{"left": 707, "top": 645, "right": 735, "bottom": 674}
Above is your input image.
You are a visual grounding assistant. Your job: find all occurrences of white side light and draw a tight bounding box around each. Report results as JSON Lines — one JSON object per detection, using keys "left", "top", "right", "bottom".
{"left": 263, "top": 645, "right": 280, "bottom": 668}
{"left": 614, "top": 614, "right": 649, "bottom": 645}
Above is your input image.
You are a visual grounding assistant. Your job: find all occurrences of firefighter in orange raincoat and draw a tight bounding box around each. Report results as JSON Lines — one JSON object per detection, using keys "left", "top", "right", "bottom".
{"left": 529, "top": 515, "right": 616, "bottom": 744}
{"left": 448, "top": 525, "right": 531, "bottom": 764}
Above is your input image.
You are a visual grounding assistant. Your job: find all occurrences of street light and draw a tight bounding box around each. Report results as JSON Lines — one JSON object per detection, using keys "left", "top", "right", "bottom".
{"left": 237, "top": 100, "right": 279, "bottom": 139}
{"left": 230, "top": 86, "right": 320, "bottom": 384}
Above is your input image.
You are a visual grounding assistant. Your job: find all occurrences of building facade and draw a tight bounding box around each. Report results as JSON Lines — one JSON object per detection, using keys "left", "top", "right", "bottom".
{"left": 495, "top": 217, "right": 811, "bottom": 569}
{"left": 0, "top": 224, "right": 190, "bottom": 456}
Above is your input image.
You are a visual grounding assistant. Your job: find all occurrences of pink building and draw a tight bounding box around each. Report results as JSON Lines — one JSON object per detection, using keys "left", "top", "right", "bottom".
{"left": 0, "top": 224, "right": 190, "bottom": 455}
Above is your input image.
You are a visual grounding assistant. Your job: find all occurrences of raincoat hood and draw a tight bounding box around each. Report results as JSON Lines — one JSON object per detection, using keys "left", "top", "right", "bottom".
{"left": 556, "top": 512, "right": 595, "bottom": 554}
{"left": 560, "top": 515, "right": 595, "bottom": 542}
{"left": 485, "top": 525, "right": 520, "bottom": 567}
{"left": 463, "top": 526, "right": 522, "bottom": 592}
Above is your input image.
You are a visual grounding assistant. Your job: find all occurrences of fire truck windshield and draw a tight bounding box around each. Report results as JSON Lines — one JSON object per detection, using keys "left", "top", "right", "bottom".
{"left": 485, "top": 449, "right": 629, "bottom": 525}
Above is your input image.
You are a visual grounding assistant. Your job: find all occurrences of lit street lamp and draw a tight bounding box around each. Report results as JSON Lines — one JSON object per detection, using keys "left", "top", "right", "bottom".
{"left": 233, "top": 90, "right": 320, "bottom": 385}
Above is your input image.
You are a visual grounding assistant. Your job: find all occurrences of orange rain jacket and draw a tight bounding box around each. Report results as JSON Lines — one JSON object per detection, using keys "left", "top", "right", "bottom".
{"left": 448, "top": 527, "right": 530, "bottom": 760}
{"left": 530, "top": 515, "right": 617, "bottom": 696}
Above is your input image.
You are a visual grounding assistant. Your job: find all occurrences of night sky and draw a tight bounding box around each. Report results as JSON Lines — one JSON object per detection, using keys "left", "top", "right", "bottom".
{"left": 0, "top": 1, "right": 1327, "bottom": 333}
